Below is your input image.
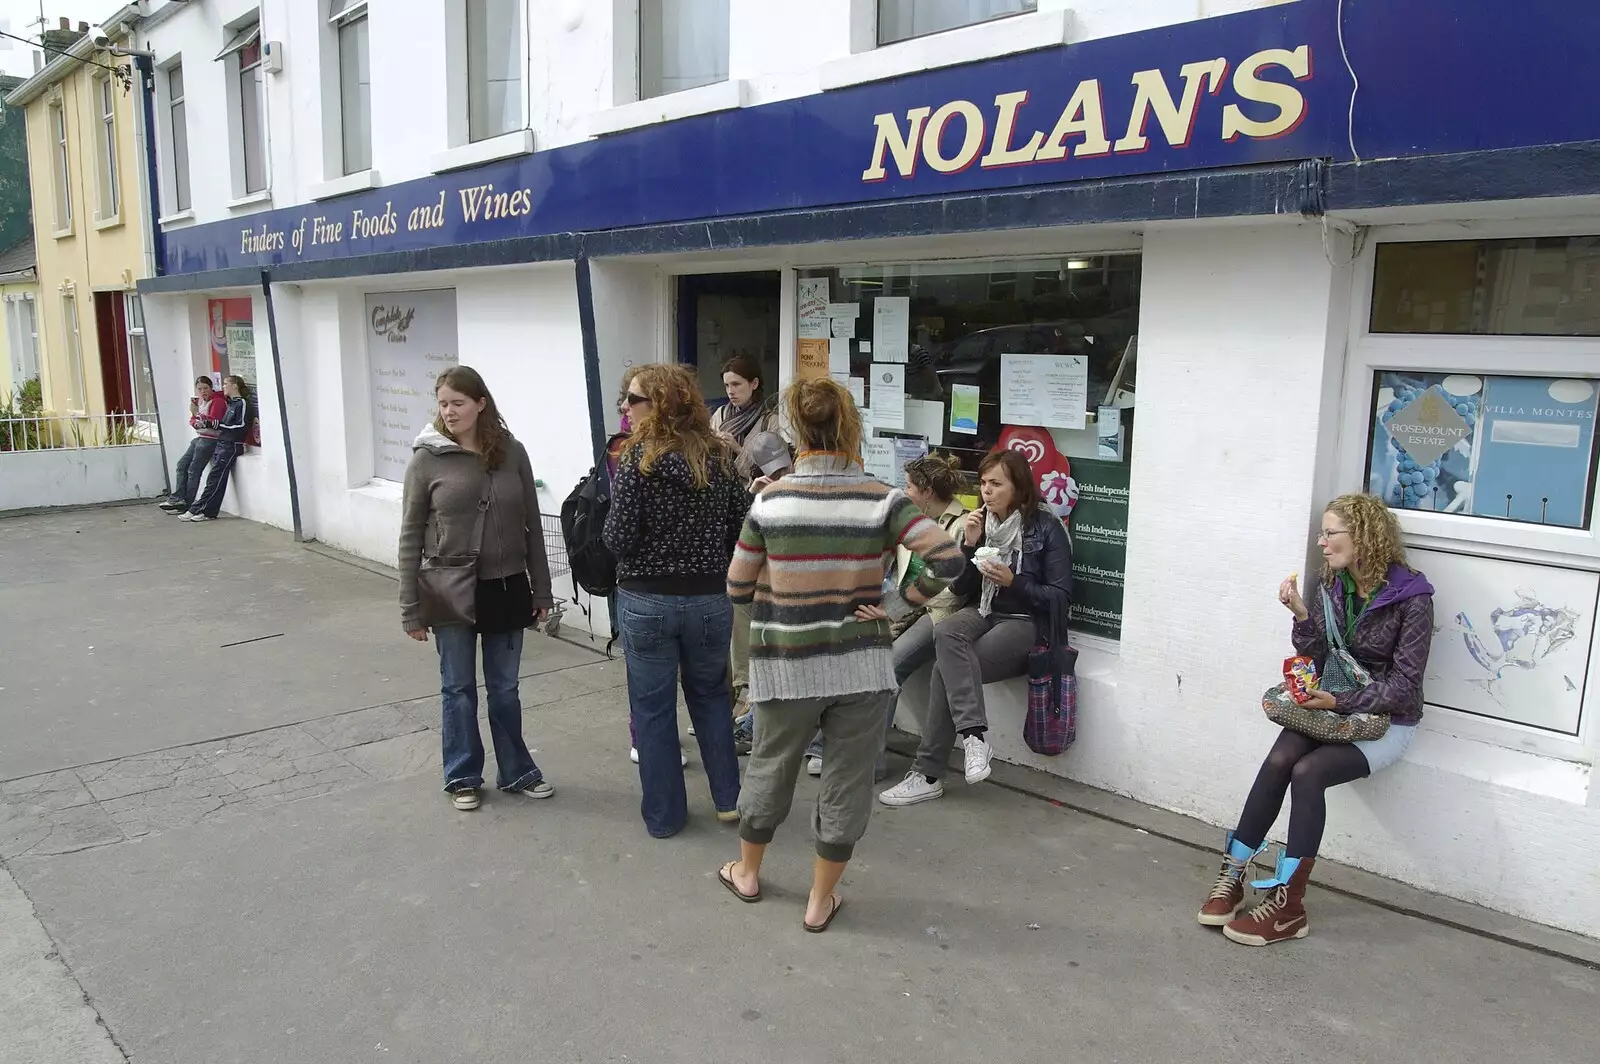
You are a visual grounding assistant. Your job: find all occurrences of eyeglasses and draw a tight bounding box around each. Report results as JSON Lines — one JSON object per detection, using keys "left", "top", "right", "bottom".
{"left": 624, "top": 392, "right": 650, "bottom": 407}
{"left": 1317, "top": 529, "right": 1352, "bottom": 542}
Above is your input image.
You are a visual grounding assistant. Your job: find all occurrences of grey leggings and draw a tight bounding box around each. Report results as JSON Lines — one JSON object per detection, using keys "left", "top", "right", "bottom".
{"left": 913, "top": 608, "right": 1034, "bottom": 780}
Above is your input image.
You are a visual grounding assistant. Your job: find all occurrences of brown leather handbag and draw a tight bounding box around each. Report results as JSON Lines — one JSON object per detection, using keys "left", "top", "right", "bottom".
{"left": 417, "top": 483, "right": 490, "bottom": 628}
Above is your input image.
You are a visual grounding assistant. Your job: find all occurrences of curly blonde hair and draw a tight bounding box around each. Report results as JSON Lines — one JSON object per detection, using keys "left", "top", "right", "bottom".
{"left": 623, "top": 363, "right": 734, "bottom": 489}
{"left": 1322, "top": 492, "right": 1408, "bottom": 589}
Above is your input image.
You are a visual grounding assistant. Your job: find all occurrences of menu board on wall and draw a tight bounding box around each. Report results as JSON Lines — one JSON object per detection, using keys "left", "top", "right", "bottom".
{"left": 1068, "top": 458, "right": 1130, "bottom": 640}
{"left": 366, "top": 289, "right": 459, "bottom": 482}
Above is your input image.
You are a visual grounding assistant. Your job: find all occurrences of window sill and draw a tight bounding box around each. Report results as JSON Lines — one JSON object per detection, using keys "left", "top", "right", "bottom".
{"left": 93, "top": 214, "right": 123, "bottom": 232}
{"left": 159, "top": 209, "right": 196, "bottom": 227}
{"left": 351, "top": 478, "right": 404, "bottom": 502}
{"left": 227, "top": 190, "right": 274, "bottom": 211}
{"left": 430, "top": 130, "right": 535, "bottom": 175}
{"left": 820, "top": 9, "right": 1073, "bottom": 91}
{"left": 587, "top": 79, "right": 749, "bottom": 138}
{"left": 52, "top": 225, "right": 74, "bottom": 240}
{"left": 1408, "top": 723, "right": 1592, "bottom": 805}
{"left": 310, "top": 169, "right": 383, "bottom": 201}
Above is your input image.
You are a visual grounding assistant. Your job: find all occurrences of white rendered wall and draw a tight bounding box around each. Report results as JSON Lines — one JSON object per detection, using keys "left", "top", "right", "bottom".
{"left": 0, "top": 446, "right": 167, "bottom": 512}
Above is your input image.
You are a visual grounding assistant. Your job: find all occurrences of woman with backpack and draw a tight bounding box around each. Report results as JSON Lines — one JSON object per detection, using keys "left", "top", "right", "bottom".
{"left": 603, "top": 364, "right": 749, "bottom": 838}
{"left": 803, "top": 452, "right": 971, "bottom": 780}
{"left": 1200, "top": 493, "right": 1433, "bottom": 947}
{"left": 878, "top": 449, "right": 1072, "bottom": 807}
{"left": 397, "top": 366, "right": 556, "bottom": 813}
{"left": 718, "top": 378, "right": 965, "bottom": 932}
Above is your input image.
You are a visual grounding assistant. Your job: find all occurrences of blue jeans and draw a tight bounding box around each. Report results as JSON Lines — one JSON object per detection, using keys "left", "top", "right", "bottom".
{"left": 435, "top": 625, "right": 542, "bottom": 792}
{"left": 170, "top": 436, "right": 217, "bottom": 506}
{"left": 804, "top": 613, "right": 937, "bottom": 772}
{"left": 617, "top": 589, "right": 742, "bottom": 838}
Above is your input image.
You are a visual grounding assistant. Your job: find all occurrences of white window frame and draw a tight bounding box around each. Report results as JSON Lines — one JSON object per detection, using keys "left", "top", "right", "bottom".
{"left": 5, "top": 295, "right": 41, "bottom": 389}
{"left": 49, "top": 99, "right": 71, "bottom": 235}
{"left": 1338, "top": 218, "right": 1600, "bottom": 767}
{"left": 876, "top": 0, "right": 1039, "bottom": 47}
{"left": 60, "top": 292, "right": 86, "bottom": 413}
{"left": 92, "top": 74, "right": 120, "bottom": 224}
{"left": 331, "top": 0, "right": 372, "bottom": 176}
{"left": 217, "top": 19, "right": 269, "bottom": 201}
{"left": 464, "top": 0, "right": 523, "bottom": 144}
{"left": 639, "top": 0, "right": 730, "bottom": 102}
{"left": 164, "top": 61, "right": 192, "bottom": 215}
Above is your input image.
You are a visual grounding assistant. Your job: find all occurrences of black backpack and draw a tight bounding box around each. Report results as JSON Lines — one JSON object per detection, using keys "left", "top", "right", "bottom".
{"left": 561, "top": 462, "right": 617, "bottom": 598}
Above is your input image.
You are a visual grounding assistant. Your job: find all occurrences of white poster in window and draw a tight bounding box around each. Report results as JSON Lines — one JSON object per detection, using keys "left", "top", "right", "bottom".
{"left": 366, "top": 289, "right": 459, "bottom": 482}
{"left": 1000, "top": 352, "right": 1088, "bottom": 430}
{"left": 224, "top": 325, "right": 256, "bottom": 389}
{"left": 831, "top": 315, "right": 856, "bottom": 339}
{"left": 869, "top": 362, "right": 905, "bottom": 430}
{"left": 904, "top": 398, "right": 945, "bottom": 445}
{"left": 798, "top": 278, "right": 830, "bottom": 339}
{"left": 829, "top": 337, "right": 851, "bottom": 372}
{"left": 872, "top": 296, "right": 910, "bottom": 363}
{"left": 1410, "top": 548, "right": 1597, "bottom": 736}
{"left": 864, "top": 437, "right": 897, "bottom": 483}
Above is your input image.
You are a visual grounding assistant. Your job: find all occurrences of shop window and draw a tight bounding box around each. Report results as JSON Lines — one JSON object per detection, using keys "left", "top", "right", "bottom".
{"left": 1372, "top": 237, "right": 1600, "bottom": 337}
{"left": 797, "top": 255, "right": 1139, "bottom": 640}
{"left": 331, "top": 1, "right": 372, "bottom": 174}
{"left": 466, "top": 0, "right": 522, "bottom": 142}
{"left": 640, "top": 0, "right": 730, "bottom": 100}
{"left": 93, "top": 75, "right": 119, "bottom": 221}
{"left": 49, "top": 100, "right": 71, "bottom": 232}
{"left": 1366, "top": 371, "right": 1600, "bottom": 528}
{"left": 165, "top": 63, "right": 191, "bottom": 212}
{"left": 879, "top": 0, "right": 1037, "bottom": 46}
{"left": 363, "top": 289, "right": 459, "bottom": 482}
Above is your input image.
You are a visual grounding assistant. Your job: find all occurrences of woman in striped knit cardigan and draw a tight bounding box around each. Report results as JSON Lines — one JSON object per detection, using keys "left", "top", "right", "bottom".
{"left": 718, "top": 378, "right": 965, "bottom": 932}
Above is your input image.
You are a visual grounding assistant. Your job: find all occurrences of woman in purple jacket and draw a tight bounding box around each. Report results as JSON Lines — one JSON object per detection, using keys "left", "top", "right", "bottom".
{"left": 1199, "top": 493, "right": 1434, "bottom": 947}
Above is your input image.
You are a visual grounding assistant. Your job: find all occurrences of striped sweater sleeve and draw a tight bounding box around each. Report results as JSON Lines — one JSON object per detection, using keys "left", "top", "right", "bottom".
{"left": 727, "top": 504, "right": 766, "bottom": 605}
{"left": 889, "top": 496, "right": 965, "bottom": 607}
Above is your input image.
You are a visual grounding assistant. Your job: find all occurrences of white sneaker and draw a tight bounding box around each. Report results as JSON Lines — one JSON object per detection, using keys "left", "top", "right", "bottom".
{"left": 629, "top": 746, "right": 688, "bottom": 767}
{"left": 878, "top": 770, "right": 944, "bottom": 807}
{"left": 517, "top": 781, "right": 555, "bottom": 799}
{"left": 806, "top": 756, "right": 822, "bottom": 777}
{"left": 962, "top": 735, "right": 993, "bottom": 785}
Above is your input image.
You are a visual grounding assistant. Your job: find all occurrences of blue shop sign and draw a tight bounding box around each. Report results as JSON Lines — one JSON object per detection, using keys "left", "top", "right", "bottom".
{"left": 163, "top": 0, "right": 1600, "bottom": 276}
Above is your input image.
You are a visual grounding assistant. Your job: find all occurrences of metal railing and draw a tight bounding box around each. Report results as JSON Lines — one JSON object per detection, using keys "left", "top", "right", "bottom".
{"left": 0, "top": 412, "right": 162, "bottom": 452}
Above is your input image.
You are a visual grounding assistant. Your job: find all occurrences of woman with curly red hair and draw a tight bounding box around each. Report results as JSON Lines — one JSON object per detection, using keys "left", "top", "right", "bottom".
{"left": 1199, "top": 493, "right": 1433, "bottom": 947}
{"left": 603, "top": 364, "right": 750, "bottom": 838}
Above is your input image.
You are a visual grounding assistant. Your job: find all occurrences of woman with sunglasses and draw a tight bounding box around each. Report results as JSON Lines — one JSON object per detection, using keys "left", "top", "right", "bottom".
{"left": 604, "top": 366, "right": 749, "bottom": 838}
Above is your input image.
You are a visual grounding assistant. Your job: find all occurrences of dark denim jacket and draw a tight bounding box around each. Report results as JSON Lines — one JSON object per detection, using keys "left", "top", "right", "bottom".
{"left": 951, "top": 509, "right": 1073, "bottom": 633}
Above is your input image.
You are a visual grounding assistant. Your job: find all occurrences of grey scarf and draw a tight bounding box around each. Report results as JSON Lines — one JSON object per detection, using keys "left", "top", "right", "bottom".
{"left": 978, "top": 509, "right": 1024, "bottom": 617}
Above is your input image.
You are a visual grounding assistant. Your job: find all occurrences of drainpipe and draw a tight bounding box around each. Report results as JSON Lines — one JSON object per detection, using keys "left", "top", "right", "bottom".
{"left": 123, "top": 50, "right": 166, "bottom": 277}
{"left": 573, "top": 245, "right": 606, "bottom": 465}
{"left": 260, "top": 271, "right": 306, "bottom": 542}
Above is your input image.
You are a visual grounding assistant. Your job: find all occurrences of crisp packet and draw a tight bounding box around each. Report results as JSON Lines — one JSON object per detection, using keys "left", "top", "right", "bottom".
{"left": 1283, "top": 656, "right": 1320, "bottom": 704}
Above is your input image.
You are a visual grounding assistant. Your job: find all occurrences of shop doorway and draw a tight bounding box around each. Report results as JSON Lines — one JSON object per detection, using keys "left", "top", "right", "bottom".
{"left": 675, "top": 272, "right": 781, "bottom": 411}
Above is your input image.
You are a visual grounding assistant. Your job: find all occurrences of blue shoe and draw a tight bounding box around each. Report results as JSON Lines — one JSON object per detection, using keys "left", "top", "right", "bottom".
{"left": 1198, "top": 832, "right": 1266, "bottom": 926}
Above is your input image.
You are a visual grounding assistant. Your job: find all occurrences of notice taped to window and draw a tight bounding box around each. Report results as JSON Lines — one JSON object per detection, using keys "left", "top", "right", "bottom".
{"left": 1001, "top": 352, "right": 1088, "bottom": 430}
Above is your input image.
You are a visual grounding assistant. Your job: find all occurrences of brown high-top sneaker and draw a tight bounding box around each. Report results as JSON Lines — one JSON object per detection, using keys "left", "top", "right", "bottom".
{"left": 1197, "top": 834, "right": 1262, "bottom": 927}
{"left": 1223, "top": 854, "right": 1315, "bottom": 946}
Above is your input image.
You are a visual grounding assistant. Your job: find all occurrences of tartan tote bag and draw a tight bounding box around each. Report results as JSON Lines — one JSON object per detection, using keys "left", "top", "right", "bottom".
{"left": 1024, "top": 598, "right": 1078, "bottom": 755}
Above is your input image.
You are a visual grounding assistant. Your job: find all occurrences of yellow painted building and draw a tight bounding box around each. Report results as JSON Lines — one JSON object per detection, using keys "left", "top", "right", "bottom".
{"left": 4, "top": 11, "right": 155, "bottom": 420}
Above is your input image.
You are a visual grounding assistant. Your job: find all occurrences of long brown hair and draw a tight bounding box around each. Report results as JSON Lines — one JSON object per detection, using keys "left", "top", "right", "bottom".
{"left": 978, "top": 450, "right": 1041, "bottom": 521}
{"left": 624, "top": 363, "right": 732, "bottom": 488}
{"left": 785, "top": 377, "right": 862, "bottom": 461}
{"left": 1323, "top": 492, "right": 1408, "bottom": 589}
{"left": 434, "top": 365, "right": 511, "bottom": 471}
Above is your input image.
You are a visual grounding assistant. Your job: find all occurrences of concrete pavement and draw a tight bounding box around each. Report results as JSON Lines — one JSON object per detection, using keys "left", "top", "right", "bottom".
{"left": 2, "top": 505, "right": 1597, "bottom": 1064}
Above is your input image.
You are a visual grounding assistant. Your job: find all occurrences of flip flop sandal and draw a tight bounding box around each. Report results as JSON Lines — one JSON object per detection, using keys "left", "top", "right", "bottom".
{"left": 803, "top": 895, "right": 844, "bottom": 933}
{"left": 718, "top": 861, "right": 761, "bottom": 903}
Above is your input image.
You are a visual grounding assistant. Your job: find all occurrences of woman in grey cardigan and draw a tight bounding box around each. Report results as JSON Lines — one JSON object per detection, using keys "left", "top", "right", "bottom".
{"left": 398, "top": 366, "right": 556, "bottom": 812}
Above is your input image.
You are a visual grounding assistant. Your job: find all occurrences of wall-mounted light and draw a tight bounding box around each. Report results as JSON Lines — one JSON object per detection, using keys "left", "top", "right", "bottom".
{"left": 1066, "top": 259, "right": 1092, "bottom": 270}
